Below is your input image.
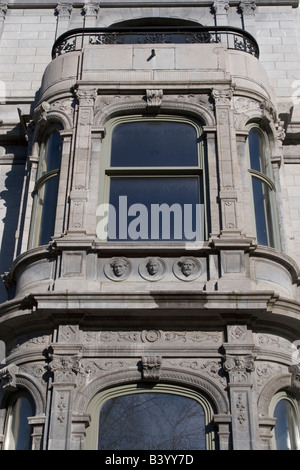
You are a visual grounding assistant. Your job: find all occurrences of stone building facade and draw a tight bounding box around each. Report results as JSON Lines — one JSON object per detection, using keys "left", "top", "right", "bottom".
{"left": 0, "top": 0, "right": 300, "bottom": 451}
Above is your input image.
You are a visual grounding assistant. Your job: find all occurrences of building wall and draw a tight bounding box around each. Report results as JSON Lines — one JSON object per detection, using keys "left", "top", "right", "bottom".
{"left": 0, "top": 0, "right": 300, "bottom": 451}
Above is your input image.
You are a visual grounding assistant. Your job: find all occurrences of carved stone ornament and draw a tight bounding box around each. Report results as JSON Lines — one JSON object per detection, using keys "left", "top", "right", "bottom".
{"left": 141, "top": 356, "right": 162, "bottom": 381}
{"left": 173, "top": 257, "right": 202, "bottom": 281}
{"left": 82, "top": 2, "right": 100, "bottom": 17}
{"left": 289, "top": 364, "right": 300, "bottom": 389}
{"left": 212, "top": 1, "right": 229, "bottom": 14}
{"left": 138, "top": 257, "right": 167, "bottom": 281}
{"left": 33, "top": 101, "right": 51, "bottom": 125}
{"left": 74, "top": 87, "right": 98, "bottom": 107}
{"left": 0, "top": 364, "right": 19, "bottom": 391}
{"left": 224, "top": 355, "right": 255, "bottom": 383}
{"left": 0, "top": 3, "right": 7, "bottom": 19}
{"left": 239, "top": 1, "right": 256, "bottom": 15}
{"left": 146, "top": 89, "right": 163, "bottom": 109}
{"left": 212, "top": 88, "right": 234, "bottom": 105}
{"left": 104, "top": 257, "right": 131, "bottom": 281}
{"left": 48, "top": 355, "right": 81, "bottom": 383}
{"left": 55, "top": 3, "right": 73, "bottom": 17}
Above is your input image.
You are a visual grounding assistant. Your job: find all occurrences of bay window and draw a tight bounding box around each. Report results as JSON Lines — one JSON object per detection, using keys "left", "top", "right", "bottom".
{"left": 97, "top": 116, "right": 207, "bottom": 242}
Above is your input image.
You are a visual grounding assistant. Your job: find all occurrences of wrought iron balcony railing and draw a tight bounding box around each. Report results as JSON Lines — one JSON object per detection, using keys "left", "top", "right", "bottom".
{"left": 52, "top": 26, "right": 259, "bottom": 60}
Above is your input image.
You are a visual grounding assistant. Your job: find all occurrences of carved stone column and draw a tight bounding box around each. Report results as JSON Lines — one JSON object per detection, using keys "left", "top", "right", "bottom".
{"left": 212, "top": 88, "right": 242, "bottom": 238}
{"left": 67, "top": 87, "right": 97, "bottom": 236}
{"left": 223, "top": 325, "right": 260, "bottom": 450}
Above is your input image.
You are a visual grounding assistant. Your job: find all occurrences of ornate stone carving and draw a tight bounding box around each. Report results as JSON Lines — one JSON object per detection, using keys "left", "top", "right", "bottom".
{"left": 74, "top": 87, "right": 97, "bottom": 107}
{"left": 224, "top": 355, "right": 255, "bottom": 383}
{"left": 212, "top": 88, "right": 234, "bottom": 105}
{"left": 49, "top": 355, "right": 81, "bottom": 383}
{"left": 141, "top": 355, "right": 162, "bottom": 381}
{"left": 55, "top": 3, "right": 73, "bottom": 18}
{"left": 82, "top": 2, "right": 100, "bottom": 17}
{"left": 0, "top": 4, "right": 7, "bottom": 19}
{"left": 33, "top": 101, "right": 51, "bottom": 125}
{"left": 289, "top": 364, "right": 300, "bottom": 389}
{"left": 104, "top": 257, "right": 131, "bottom": 281}
{"left": 0, "top": 364, "right": 18, "bottom": 391}
{"left": 239, "top": 1, "right": 256, "bottom": 15}
{"left": 139, "top": 257, "right": 167, "bottom": 281}
{"left": 212, "top": 1, "right": 229, "bottom": 15}
{"left": 146, "top": 89, "right": 163, "bottom": 109}
{"left": 173, "top": 257, "right": 202, "bottom": 281}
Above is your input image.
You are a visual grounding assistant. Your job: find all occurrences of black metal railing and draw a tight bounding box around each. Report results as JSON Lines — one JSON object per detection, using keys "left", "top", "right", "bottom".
{"left": 52, "top": 26, "right": 259, "bottom": 60}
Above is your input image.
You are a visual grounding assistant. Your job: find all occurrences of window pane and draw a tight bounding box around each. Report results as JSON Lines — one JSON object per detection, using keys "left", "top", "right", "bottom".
{"left": 5, "top": 393, "right": 35, "bottom": 450}
{"left": 111, "top": 121, "right": 199, "bottom": 167}
{"left": 98, "top": 393, "right": 206, "bottom": 450}
{"left": 36, "top": 176, "right": 60, "bottom": 245}
{"left": 38, "top": 130, "right": 62, "bottom": 178}
{"left": 252, "top": 177, "right": 275, "bottom": 247}
{"left": 107, "top": 177, "right": 204, "bottom": 241}
{"left": 274, "top": 400, "right": 300, "bottom": 450}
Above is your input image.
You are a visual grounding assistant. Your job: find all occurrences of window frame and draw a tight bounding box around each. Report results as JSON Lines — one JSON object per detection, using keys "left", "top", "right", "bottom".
{"left": 84, "top": 383, "right": 216, "bottom": 450}
{"left": 98, "top": 114, "right": 208, "bottom": 243}
{"left": 28, "top": 125, "right": 63, "bottom": 249}
{"left": 246, "top": 124, "right": 280, "bottom": 249}
{"left": 270, "top": 391, "right": 300, "bottom": 450}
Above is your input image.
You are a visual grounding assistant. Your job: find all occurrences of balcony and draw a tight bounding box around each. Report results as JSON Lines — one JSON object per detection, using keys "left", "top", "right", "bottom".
{"left": 52, "top": 26, "right": 259, "bottom": 59}
{"left": 40, "top": 25, "right": 264, "bottom": 99}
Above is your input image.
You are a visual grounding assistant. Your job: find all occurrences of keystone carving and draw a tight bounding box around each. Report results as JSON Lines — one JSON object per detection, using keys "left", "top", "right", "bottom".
{"left": 141, "top": 356, "right": 162, "bottom": 381}
{"left": 289, "top": 364, "right": 300, "bottom": 389}
{"left": 146, "top": 89, "right": 163, "bottom": 109}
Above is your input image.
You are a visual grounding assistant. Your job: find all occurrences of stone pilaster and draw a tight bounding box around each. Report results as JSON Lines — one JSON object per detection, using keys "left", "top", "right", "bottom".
{"left": 212, "top": 1, "right": 229, "bottom": 26}
{"left": 55, "top": 3, "right": 73, "bottom": 39}
{"left": 212, "top": 88, "right": 242, "bottom": 238}
{"left": 223, "top": 325, "right": 260, "bottom": 450}
{"left": 239, "top": 1, "right": 256, "bottom": 35}
{"left": 67, "top": 87, "right": 97, "bottom": 236}
{"left": 82, "top": 2, "right": 100, "bottom": 28}
{"left": 47, "top": 325, "right": 82, "bottom": 450}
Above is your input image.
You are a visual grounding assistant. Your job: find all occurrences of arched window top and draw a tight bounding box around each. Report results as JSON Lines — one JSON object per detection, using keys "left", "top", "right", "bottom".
{"left": 270, "top": 391, "right": 300, "bottom": 450}
{"left": 247, "top": 125, "right": 272, "bottom": 178}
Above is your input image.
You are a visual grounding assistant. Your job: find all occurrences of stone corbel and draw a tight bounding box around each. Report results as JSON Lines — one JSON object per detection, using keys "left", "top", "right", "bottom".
{"left": 0, "top": 364, "right": 19, "bottom": 391}
{"left": 33, "top": 101, "right": 51, "bottom": 127}
{"left": 0, "top": 4, "right": 7, "bottom": 20}
{"left": 141, "top": 356, "right": 162, "bottom": 382}
{"left": 82, "top": 2, "right": 100, "bottom": 17}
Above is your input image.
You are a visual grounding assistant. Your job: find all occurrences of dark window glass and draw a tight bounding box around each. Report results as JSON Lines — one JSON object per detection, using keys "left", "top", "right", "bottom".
{"left": 251, "top": 177, "right": 274, "bottom": 247}
{"left": 111, "top": 121, "right": 199, "bottom": 167}
{"left": 274, "top": 399, "right": 300, "bottom": 450}
{"left": 98, "top": 393, "right": 206, "bottom": 450}
{"left": 108, "top": 176, "right": 204, "bottom": 241}
{"left": 5, "top": 392, "right": 35, "bottom": 450}
{"left": 37, "top": 176, "right": 60, "bottom": 246}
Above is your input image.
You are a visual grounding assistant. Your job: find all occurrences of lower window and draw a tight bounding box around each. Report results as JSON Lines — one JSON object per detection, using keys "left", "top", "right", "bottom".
{"left": 4, "top": 391, "right": 35, "bottom": 450}
{"left": 85, "top": 384, "right": 216, "bottom": 450}
{"left": 270, "top": 392, "right": 300, "bottom": 450}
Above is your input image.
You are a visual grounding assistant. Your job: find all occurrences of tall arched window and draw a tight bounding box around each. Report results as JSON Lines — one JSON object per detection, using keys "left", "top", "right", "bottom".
{"left": 84, "top": 384, "right": 217, "bottom": 450}
{"left": 29, "top": 125, "right": 62, "bottom": 248}
{"left": 3, "top": 390, "right": 35, "bottom": 450}
{"left": 247, "top": 126, "right": 280, "bottom": 248}
{"left": 270, "top": 392, "right": 300, "bottom": 450}
{"left": 97, "top": 116, "right": 207, "bottom": 242}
